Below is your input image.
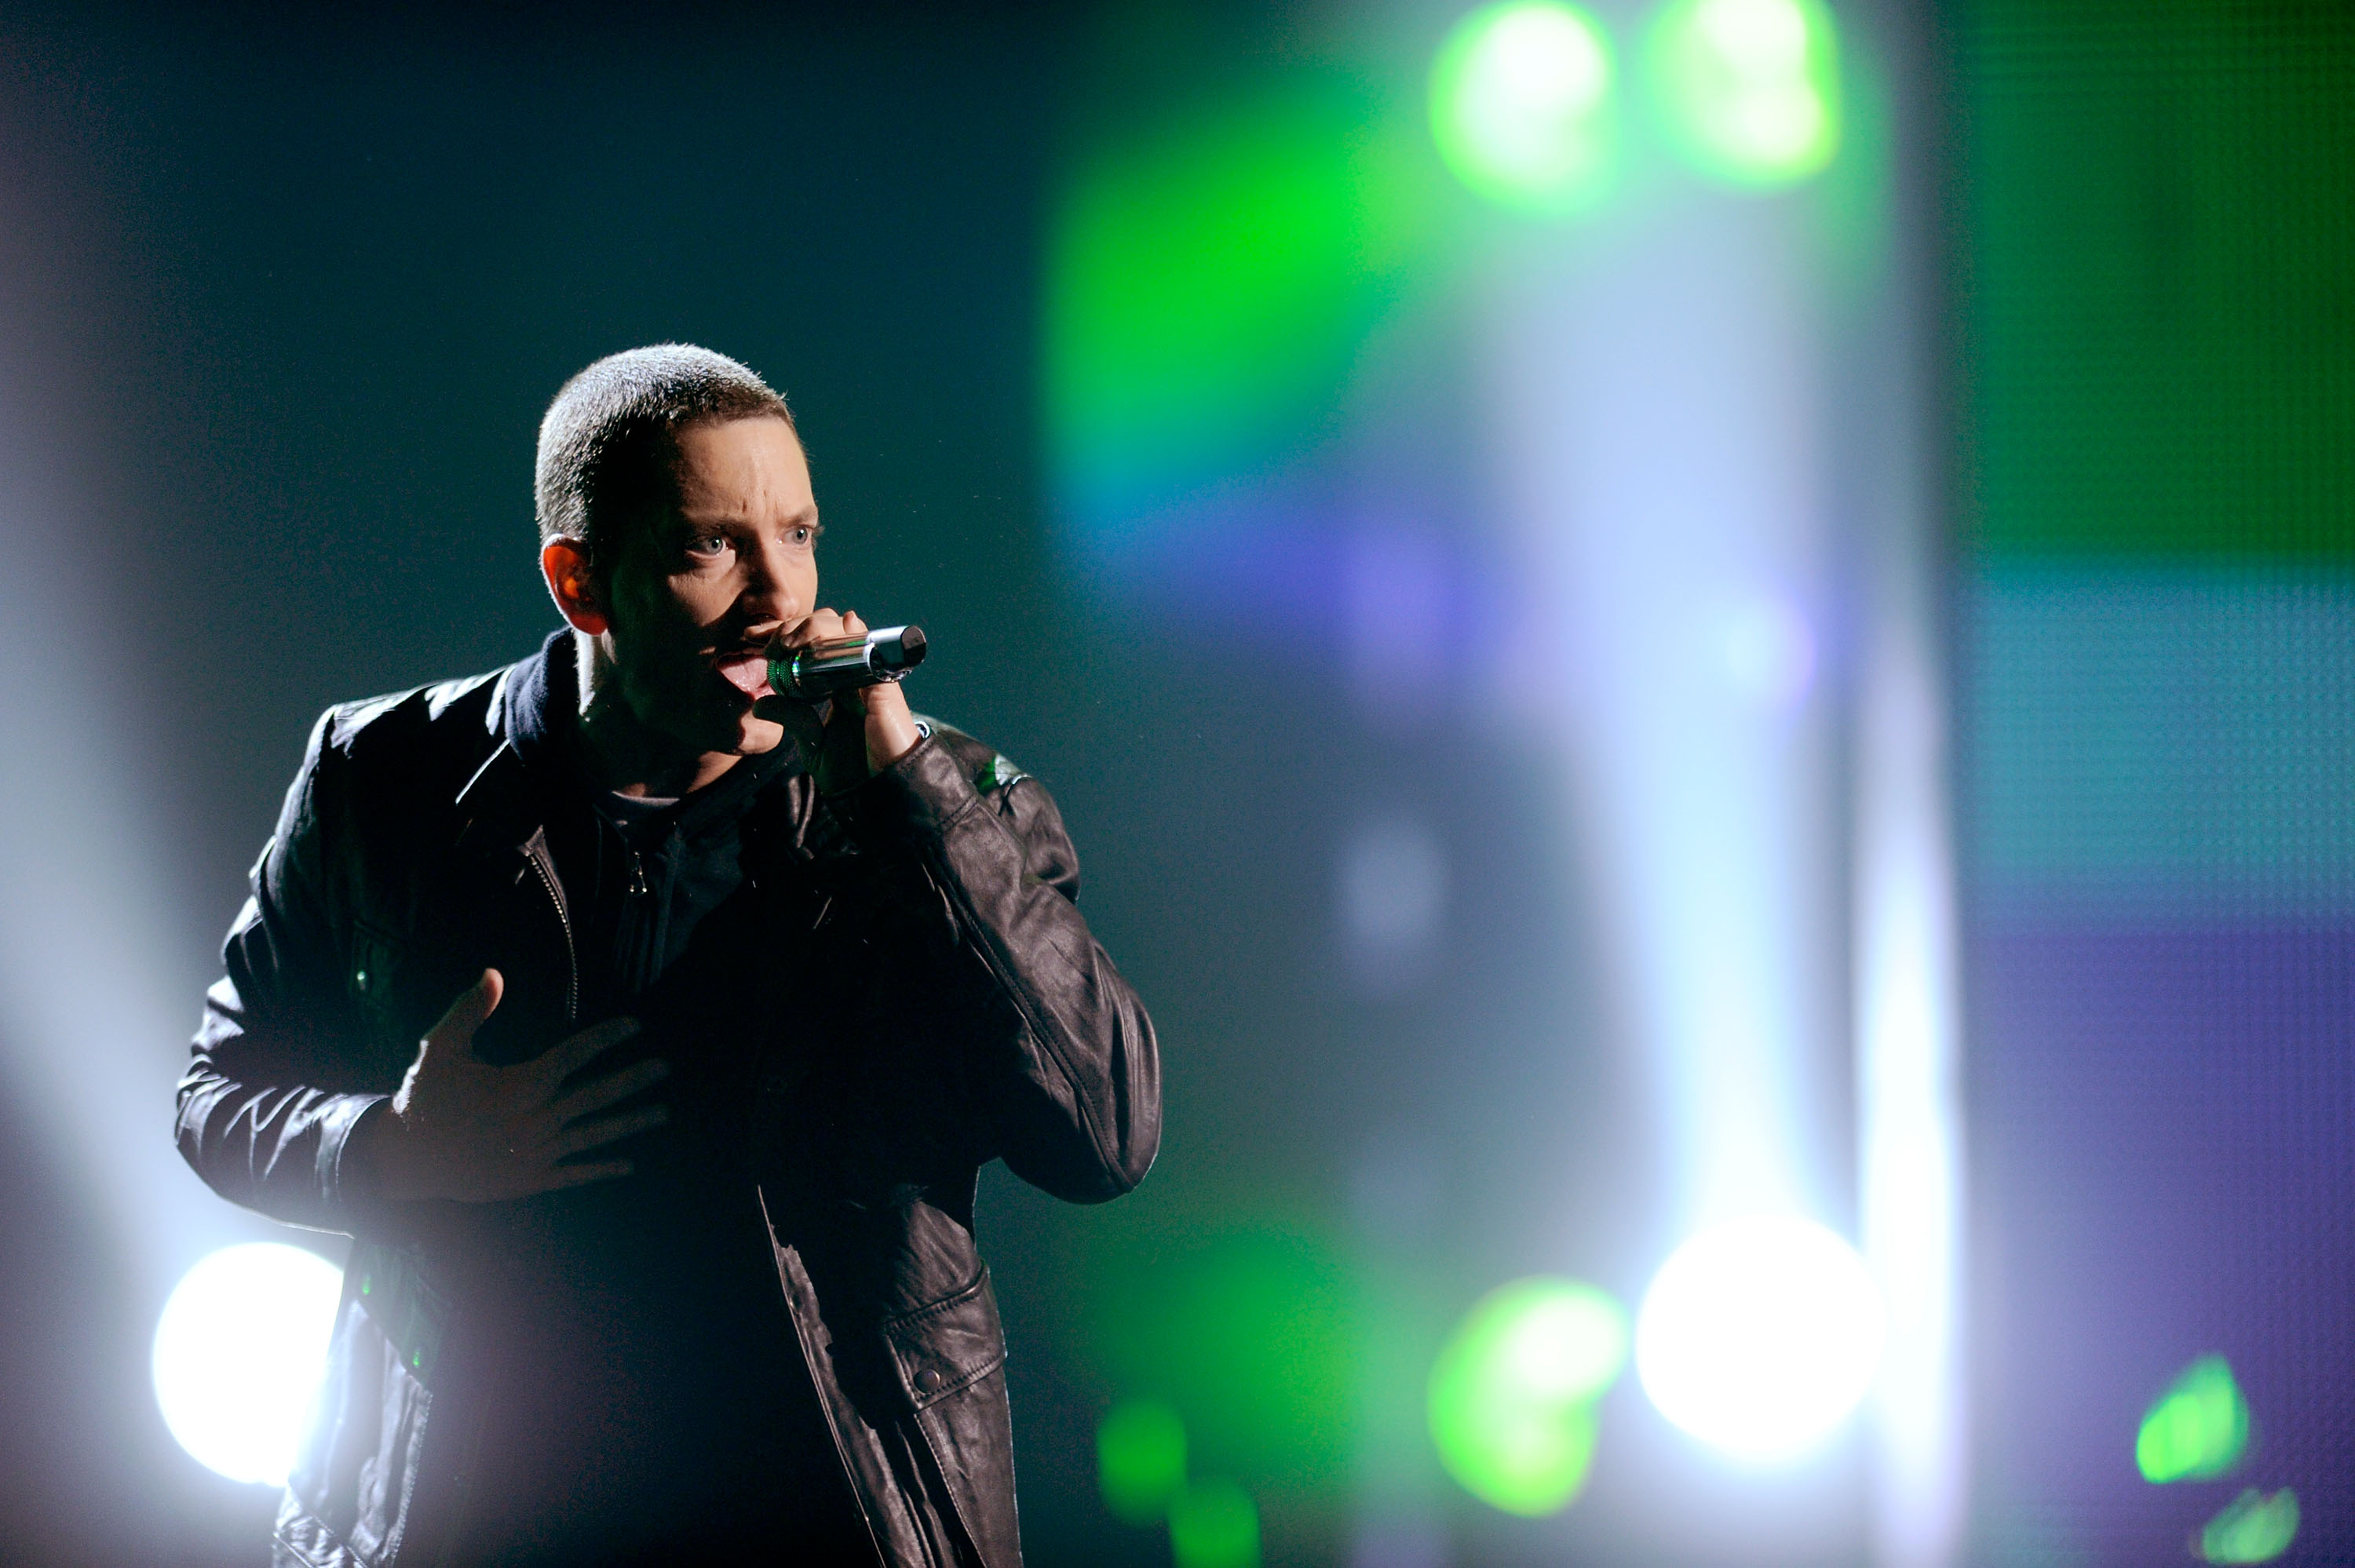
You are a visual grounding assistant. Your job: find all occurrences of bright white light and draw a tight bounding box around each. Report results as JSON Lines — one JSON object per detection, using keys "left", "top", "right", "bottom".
{"left": 1723, "top": 594, "right": 1816, "bottom": 708}
{"left": 1635, "top": 1216, "right": 1885, "bottom": 1462}
{"left": 1430, "top": 1, "right": 1617, "bottom": 213}
{"left": 153, "top": 1242, "right": 344, "bottom": 1486}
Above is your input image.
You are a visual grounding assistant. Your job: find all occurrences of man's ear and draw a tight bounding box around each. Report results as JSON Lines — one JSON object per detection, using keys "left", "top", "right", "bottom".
{"left": 540, "top": 538, "right": 608, "bottom": 636}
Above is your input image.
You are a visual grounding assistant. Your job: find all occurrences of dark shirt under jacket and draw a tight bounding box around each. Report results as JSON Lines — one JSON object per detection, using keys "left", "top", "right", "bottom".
{"left": 455, "top": 646, "right": 867, "bottom": 1566}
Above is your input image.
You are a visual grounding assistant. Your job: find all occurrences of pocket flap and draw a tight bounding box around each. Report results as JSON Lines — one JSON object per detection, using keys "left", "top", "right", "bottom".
{"left": 878, "top": 1265, "right": 1007, "bottom": 1412}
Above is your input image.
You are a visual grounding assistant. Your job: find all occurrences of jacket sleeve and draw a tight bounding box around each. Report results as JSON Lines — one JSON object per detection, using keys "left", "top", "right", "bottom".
{"left": 840, "top": 735, "right": 1160, "bottom": 1203}
{"left": 176, "top": 707, "right": 389, "bottom": 1233}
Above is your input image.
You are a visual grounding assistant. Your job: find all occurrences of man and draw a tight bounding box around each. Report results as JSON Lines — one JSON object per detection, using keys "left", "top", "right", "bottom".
{"left": 176, "top": 345, "right": 1160, "bottom": 1567}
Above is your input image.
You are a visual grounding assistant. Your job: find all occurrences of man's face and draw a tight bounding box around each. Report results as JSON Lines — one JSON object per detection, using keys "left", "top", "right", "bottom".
{"left": 595, "top": 415, "right": 819, "bottom": 759}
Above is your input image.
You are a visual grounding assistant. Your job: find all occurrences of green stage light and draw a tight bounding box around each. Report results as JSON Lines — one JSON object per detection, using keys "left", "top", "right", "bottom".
{"left": 1045, "top": 92, "right": 1415, "bottom": 531}
{"left": 1648, "top": 0, "right": 1838, "bottom": 187}
{"left": 1083, "top": 1220, "right": 1361, "bottom": 1486}
{"left": 1098, "top": 1398, "right": 1188, "bottom": 1525}
{"left": 2200, "top": 1488, "right": 2300, "bottom": 1565}
{"left": 1168, "top": 1477, "right": 1260, "bottom": 1568}
{"left": 1428, "top": 1277, "right": 1628, "bottom": 1515}
{"left": 2138, "top": 1355, "right": 2250, "bottom": 1483}
{"left": 1429, "top": 1, "right": 1617, "bottom": 216}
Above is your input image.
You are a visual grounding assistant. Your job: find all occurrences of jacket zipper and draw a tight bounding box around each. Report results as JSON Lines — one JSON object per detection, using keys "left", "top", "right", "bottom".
{"left": 521, "top": 839, "right": 579, "bottom": 1023}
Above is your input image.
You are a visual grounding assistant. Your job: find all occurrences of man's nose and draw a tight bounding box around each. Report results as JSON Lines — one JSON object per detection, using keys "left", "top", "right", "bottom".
{"left": 740, "top": 535, "right": 803, "bottom": 624}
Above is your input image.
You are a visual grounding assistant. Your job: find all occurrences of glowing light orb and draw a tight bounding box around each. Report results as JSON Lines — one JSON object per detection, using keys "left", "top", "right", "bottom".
{"left": 1430, "top": 1, "right": 1617, "bottom": 216}
{"left": 1648, "top": 0, "right": 1840, "bottom": 186}
{"left": 1098, "top": 1397, "right": 1188, "bottom": 1525}
{"left": 1167, "top": 1477, "right": 1260, "bottom": 1568}
{"left": 2138, "top": 1355, "right": 2250, "bottom": 1483}
{"left": 2200, "top": 1488, "right": 2300, "bottom": 1566}
{"left": 1634, "top": 1216, "right": 1883, "bottom": 1461}
{"left": 153, "top": 1243, "right": 343, "bottom": 1486}
{"left": 1429, "top": 1277, "right": 1628, "bottom": 1515}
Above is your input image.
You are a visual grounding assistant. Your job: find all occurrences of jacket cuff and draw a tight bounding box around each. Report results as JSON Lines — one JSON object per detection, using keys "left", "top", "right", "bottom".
{"left": 316, "top": 1092, "right": 391, "bottom": 1223}
{"left": 839, "top": 733, "right": 980, "bottom": 851}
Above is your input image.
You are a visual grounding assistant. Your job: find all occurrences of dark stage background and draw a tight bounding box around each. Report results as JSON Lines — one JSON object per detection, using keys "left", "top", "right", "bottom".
{"left": 0, "top": 3, "right": 2348, "bottom": 1566}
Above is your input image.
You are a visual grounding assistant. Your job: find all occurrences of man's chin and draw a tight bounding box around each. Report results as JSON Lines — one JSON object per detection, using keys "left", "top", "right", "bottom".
{"left": 728, "top": 713, "right": 790, "bottom": 758}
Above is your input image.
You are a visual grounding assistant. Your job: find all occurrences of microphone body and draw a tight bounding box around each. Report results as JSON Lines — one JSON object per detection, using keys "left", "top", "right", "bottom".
{"left": 769, "top": 625, "right": 928, "bottom": 702}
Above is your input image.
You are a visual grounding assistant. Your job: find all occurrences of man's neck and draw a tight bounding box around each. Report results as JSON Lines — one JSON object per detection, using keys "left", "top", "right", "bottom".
{"left": 569, "top": 632, "right": 743, "bottom": 799}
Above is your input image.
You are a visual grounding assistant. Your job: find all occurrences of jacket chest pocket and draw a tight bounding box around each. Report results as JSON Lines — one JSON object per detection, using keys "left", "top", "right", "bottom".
{"left": 349, "top": 922, "right": 414, "bottom": 1074}
{"left": 348, "top": 921, "right": 474, "bottom": 1081}
{"left": 349, "top": 922, "right": 402, "bottom": 1008}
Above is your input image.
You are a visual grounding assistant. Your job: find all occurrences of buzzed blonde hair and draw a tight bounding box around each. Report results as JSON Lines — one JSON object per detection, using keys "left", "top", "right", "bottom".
{"left": 534, "top": 343, "right": 794, "bottom": 560}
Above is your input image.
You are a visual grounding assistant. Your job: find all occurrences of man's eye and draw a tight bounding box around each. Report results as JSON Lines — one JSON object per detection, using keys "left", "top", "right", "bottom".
{"left": 685, "top": 536, "right": 731, "bottom": 559}
{"left": 790, "top": 527, "right": 814, "bottom": 545}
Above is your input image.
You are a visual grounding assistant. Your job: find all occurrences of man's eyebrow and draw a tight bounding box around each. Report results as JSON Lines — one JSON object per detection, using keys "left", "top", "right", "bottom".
{"left": 673, "top": 507, "right": 821, "bottom": 534}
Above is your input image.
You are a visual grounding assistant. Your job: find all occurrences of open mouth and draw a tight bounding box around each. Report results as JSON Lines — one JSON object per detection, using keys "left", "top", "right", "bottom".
{"left": 712, "top": 651, "right": 772, "bottom": 700}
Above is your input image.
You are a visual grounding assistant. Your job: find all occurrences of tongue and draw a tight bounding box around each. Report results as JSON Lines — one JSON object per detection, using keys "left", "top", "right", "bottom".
{"left": 716, "top": 655, "right": 772, "bottom": 697}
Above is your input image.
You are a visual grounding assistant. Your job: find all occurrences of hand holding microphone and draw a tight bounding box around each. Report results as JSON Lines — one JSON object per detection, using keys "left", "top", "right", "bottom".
{"left": 766, "top": 621, "right": 926, "bottom": 701}
{"left": 754, "top": 609, "right": 927, "bottom": 792}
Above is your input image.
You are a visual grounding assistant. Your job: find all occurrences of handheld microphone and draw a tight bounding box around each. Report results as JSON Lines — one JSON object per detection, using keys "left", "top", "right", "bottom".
{"left": 768, "top": 625, "right": 927, "bottom": 702}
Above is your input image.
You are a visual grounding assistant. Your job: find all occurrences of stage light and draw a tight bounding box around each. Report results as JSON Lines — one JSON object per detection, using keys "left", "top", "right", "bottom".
{"left": 2138, "top": 1356, "right": 2249, "bottom": 1483}
{"left": 1722, "top": 593, "right": 1816, "bottom": 709}
{"left": 1648, "top": 0, "right": 1839, "bottom": 186}
{"left": 1634, "top": 1216, "right": 1883, "bottom": 1461}
{"left": 1167, "top": 1477, "right": 1259, "bottom": 1568}
{"left": 1429, "top": 1, "right": 1617, "bottom": 216}
{"left": 1084, "top": 1222, "right": 1356, "bottom": 1486}
{"left": 1099, "top": 1398, "right": 1188, "bottom": 1525}
{"left": 2199, "top": 1488, "right": 2300, "bottom": 1566}
{"left": 152, "top": 1242, "right": 343, "bottom": 1486}
{"left": 1428, "top": 1277, "right": 1627, "bottom": 1515}
{"left": 1044, "top": 92, "right": 1411, "bottom": 538}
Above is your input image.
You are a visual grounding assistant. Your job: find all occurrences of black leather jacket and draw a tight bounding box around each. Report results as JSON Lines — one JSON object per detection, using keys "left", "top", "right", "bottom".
{"left": 175, "top": 644, "right": 1161, "bottom": 1567}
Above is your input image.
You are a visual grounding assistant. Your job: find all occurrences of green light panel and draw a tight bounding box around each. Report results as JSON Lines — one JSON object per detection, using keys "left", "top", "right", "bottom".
{"left": 1966, "top": 2, "right": 2355, "bottom": 561}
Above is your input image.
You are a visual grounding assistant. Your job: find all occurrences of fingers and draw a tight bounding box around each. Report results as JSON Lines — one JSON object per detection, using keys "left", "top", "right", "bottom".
{"left": 860, "top": 680, "right": 922, "bottom": 769}
{"left": 842, "top": 608, "right": 867, "bottom": 637}
{"left": 425, "top": 969, "right": 503, "bottom": 1053}
{"left": 772, "top": 607, "right": 850, "bottom": 650}
{"left": 546, "top": 1058, "right": 670, "bottom": 1125}
{"left": 550, "top": 1102, "right": 670, "bottom": 1158}
{"left": 860, "top": 672, "right": 913, "bottom": 723}
{"left": 531, "top": 1015, "right": 641, "bottom": 1088}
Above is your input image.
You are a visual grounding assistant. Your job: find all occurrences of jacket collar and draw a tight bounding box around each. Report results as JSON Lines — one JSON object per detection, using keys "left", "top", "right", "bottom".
{"left": 455, "top": 629, "right": 806, "bottom": 860}
{"left": 501, "top": 627, "right": 571, "bottom": 779}
{"left": 451, "top": 630, "right": 571, "bottom": 862}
